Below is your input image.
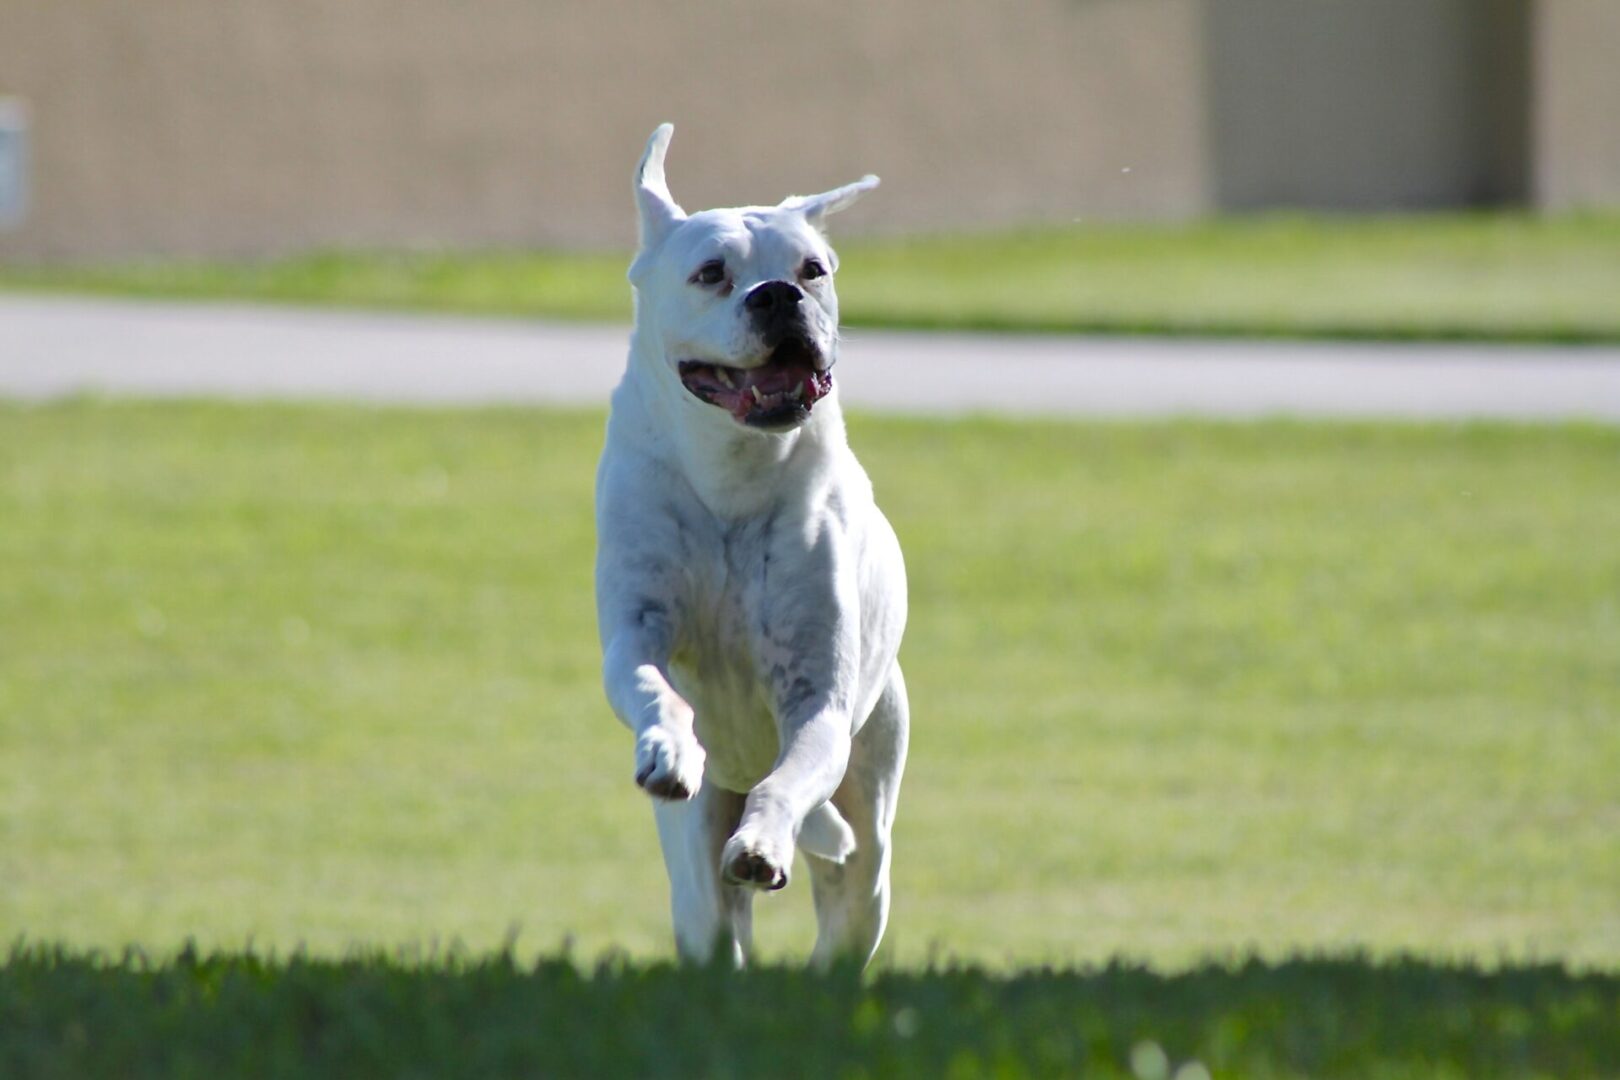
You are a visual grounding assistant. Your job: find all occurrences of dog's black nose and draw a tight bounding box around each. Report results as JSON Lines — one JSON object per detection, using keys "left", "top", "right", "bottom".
{"left": 745, "top": 280, "right": 804, "bottom": 314}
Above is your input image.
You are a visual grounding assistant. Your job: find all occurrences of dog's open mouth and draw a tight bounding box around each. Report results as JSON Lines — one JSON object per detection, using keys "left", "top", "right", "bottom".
{"left": 678, "top": 339, "right": 833, "bottom": 428}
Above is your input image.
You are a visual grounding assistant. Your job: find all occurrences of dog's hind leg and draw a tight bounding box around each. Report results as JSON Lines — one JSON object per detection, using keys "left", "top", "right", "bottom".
{"left": 654, "top": 783, "right": 755, "bottom": 965}
{"left": 805, "top": 664, "right": 909, "bottom": 969}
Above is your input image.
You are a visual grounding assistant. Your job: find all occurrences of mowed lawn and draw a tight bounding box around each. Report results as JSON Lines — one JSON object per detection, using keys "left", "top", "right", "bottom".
{"left": 1, "top": 401, "right": 1617, "bottom": 971}
{"left": 4, "top": 213, "right": 1620, "bottom": 342}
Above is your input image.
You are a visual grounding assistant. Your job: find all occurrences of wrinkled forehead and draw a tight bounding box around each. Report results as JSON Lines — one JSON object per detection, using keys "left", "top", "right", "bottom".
{"left": 668, "top": 208, "right": 825, "bottom": 269}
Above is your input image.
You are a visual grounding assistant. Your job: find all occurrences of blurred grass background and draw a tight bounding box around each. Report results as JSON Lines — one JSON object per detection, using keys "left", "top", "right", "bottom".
{"left": 3, "top": 400, "right": 1616, "bottom": 969}
{"left": 5, "top": 213, "right": 1620, "bottom": 342}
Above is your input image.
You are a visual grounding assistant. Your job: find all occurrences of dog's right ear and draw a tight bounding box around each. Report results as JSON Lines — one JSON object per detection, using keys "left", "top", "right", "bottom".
{"left": 632, "top": 123, "right": 686, "bottom": 257}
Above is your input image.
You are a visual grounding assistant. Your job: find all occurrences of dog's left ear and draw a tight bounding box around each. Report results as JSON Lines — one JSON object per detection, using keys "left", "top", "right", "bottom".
{"left": 779, "top": 174, "right": 881, "bottom": 231}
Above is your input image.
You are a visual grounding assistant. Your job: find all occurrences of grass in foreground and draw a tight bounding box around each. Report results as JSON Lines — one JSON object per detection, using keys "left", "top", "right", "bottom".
{"left": 4, "top": 213, "right": 1620, "bottom": 342}
{"left": 4, "top": 946, "right": 1617, "bottom": 1079}
{"left": 1, "top": 402, "right": 1618, "bottom": 970}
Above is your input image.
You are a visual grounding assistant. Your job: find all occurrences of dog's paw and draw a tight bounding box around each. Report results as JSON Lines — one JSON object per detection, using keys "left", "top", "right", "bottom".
{"left": 634, "top": 725, "right": 705, "bottom": 801}
{"left": 721, "top": 826, "right": 793, "bottom": 891}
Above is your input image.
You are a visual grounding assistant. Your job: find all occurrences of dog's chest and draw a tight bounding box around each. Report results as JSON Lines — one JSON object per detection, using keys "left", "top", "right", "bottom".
{"left": 666, "top": 518, "right": 785, "bottom": 793}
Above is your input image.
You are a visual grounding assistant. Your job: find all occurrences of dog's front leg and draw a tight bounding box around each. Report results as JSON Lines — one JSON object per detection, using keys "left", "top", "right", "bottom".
{"left": 722, "top": 575, "right": 859, "bottom": 892}
{"left": 721, "top": 537, "right": 864, "bottom": 890}
{"left": 602, "top": 621, "right": 705, "bottom": 801}
{"left": 722, "top": 704, "right": 851, "bottom": 890}
{"left": 725, "top": 712, "right": 855, "bottom": 893}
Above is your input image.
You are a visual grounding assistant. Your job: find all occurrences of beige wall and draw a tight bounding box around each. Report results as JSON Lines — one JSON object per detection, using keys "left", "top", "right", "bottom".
{"left": 1532, "top": 0, "right": 1620, "bottom": 209}
{"left": 0, "top": 0, "right": 1614, "bottom": 263}
{"left": 0, "top": 0, "right": 1209, "bottom": 261}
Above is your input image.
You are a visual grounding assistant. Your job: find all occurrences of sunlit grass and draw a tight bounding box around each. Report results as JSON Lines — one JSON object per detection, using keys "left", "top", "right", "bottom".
{"left": 1, "top": 401, "right": 1617, "bottom": 972}
{"left": 4, "top": 213, "right": 1619, "bottom": 341}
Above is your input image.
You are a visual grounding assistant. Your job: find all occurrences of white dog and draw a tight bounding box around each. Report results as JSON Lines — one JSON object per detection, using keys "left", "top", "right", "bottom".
{"left": 594, "top": 124, "right": 909, "bottom": 968}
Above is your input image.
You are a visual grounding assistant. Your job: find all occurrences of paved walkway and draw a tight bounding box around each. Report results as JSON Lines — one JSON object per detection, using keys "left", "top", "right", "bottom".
{"left": 4, "top": 294, "right": 1619, "bottom": 419}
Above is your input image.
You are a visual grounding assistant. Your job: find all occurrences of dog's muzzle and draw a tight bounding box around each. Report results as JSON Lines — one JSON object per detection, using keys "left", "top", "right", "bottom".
{"left": 680, "top": 281, "right": 832, "bottom": 429}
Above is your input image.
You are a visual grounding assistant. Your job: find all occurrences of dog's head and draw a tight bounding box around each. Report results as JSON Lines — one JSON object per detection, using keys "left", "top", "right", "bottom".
{"left": 627, "top": 124, "right": 878, "bottom": 433}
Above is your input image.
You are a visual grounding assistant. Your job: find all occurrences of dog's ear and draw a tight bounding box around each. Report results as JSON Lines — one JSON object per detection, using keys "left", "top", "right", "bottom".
{"left": 779, "top": 174, "right": 880, "bottom": 231}
{"left": 633, "top": 123, "right": 686, "bottom": 252}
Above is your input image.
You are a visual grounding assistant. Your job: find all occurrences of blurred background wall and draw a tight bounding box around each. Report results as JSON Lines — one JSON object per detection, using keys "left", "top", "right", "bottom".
{"left": 0, "top": 0, "right": 1614, "bottom": 262}
{"left": 1205, "top": 0, "right": 1530, "bottom": 209}
{"left": 1533, "top": 0, "right": 1620, "bottom": 209}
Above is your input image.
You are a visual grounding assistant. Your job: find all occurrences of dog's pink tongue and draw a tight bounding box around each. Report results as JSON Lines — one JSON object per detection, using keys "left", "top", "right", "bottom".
{"left": 740, "top": 363, "right": 805, "bottom": 396}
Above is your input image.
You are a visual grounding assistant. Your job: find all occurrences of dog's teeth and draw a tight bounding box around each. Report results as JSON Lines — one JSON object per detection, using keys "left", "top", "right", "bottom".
{"left": 715, "top": 368, "right": 734, "bottom": 388}
{"left": 751, "top": 386, "right": 763, "bottom": 403}
{"left": 790, "top": 384, "right": 804, "bottom": 401}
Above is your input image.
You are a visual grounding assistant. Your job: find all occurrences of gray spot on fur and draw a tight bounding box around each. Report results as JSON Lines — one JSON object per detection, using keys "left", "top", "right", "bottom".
{"left": 635, "top": 598, "right": 669, "bottom": 627}
{"left": 776, "top": 673, "right": 818, "bottom": 716}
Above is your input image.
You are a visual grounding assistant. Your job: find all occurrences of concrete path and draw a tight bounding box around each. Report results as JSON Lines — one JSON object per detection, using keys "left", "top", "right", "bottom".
{"left": 4, "top": 293, "right": 1619, "bottom": 420}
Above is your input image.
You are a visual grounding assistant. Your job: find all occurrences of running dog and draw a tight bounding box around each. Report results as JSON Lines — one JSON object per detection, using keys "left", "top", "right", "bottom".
{"left": 594, "top": 124, "right": 908, "bottom": 967}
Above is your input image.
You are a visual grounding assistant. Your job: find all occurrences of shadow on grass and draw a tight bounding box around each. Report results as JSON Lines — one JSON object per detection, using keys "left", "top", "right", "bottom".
{"left": 2, "top": 944, "right": 1615, "bottom": 1078}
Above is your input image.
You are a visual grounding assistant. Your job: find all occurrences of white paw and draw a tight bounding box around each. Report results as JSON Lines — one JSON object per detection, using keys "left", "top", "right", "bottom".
{"left": 721, "top": 823, "right": 794, "bottom": 891}
{"left": 634, "top": 725, "right": 705, "bottom": 801}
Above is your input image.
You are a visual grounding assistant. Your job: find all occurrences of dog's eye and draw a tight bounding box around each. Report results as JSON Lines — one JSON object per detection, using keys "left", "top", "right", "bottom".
{"left": 691, "top": 260, "right": 727, "bottom": 286}
{"left": 801, "top": 258, "right": 828, "bottom": 281}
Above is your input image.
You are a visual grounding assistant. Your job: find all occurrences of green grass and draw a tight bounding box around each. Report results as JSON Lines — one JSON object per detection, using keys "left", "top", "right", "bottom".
{"left": 5, "top": 401, "right": 1618, "bottom": 1074}
{"left": 4, "top": 213, "right": 1620, "bottom": 342}
{"left": 5, "top": 947, "right": 1617, "bottom": 1079}
{"left": 2, "top": 400, "right": 1617, "bottom": 973}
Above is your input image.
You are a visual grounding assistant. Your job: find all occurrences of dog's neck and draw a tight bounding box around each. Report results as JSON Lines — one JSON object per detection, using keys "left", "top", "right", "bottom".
{"left": 620, "top": 325, "right": 846, "bottom": 520}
